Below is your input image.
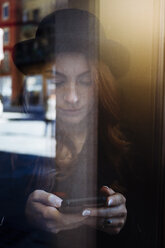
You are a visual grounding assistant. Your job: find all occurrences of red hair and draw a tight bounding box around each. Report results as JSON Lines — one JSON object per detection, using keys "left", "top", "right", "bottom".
{"left": 93, "top": 61, "right": 130, "bottom": 191}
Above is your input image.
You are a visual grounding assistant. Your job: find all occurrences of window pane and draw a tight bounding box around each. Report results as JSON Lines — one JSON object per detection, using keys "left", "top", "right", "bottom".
{"left": 2, "top": 3, "right": 9, "bottom": 19}
{"left": 0, "top": 1, "right": 162, "bottom": 248}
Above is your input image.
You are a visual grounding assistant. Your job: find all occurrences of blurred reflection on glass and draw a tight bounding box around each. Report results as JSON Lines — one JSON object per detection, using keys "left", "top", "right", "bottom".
{"left": 0, "top": 1, "right": 162, "bottom": 248}
{"left": 6, "top": 7, "right": 131, "bottom": 248}
{"left": 0, "top": 0, "right": 57, "bottom": 157}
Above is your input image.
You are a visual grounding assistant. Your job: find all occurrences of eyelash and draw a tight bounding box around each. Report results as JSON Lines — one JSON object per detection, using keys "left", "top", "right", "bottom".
{"left": 55, "top": 81, "right": 92, "bottom": 87}
{"left": 47, "top": 76, "right": 92, "bottom": 86}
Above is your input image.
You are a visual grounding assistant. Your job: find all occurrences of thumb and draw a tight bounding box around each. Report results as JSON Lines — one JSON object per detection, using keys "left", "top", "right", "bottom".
{"left": 100, "top": 185, "right": 115, "bottom": 196}
{"left": 48, "top": 194, "right": 63, "bottom": 208}
{"left": 32, "top": 190, "right": 62, "bottom": 208}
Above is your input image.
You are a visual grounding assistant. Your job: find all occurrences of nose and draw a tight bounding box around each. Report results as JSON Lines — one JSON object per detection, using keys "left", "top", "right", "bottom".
{"left": 64, "top": 83, "right": 79, "bottom": 104}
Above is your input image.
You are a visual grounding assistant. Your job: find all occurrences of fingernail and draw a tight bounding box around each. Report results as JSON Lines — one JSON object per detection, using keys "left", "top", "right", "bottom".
{"left": 49, "top": 194, "right": 60, "bottom": 207}
{"left": 82, "top": 209, "right": 91, "bottom": 216}
{"left": 106, "top": 219, "right": 112, "bottom": 225}
{"left": 108, "top": 199, "right": 113, "bottom": 207}
{"left": 103, "top": 185, "right": 109, "bottom": 190}
{"left": 48, "top": 194, "right": 56, "bottom": 203}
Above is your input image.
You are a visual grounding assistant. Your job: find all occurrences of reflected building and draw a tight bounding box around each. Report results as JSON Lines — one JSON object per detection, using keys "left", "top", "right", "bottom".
{"left": 20, "top": 0, "right": 57, "bottom": 115}
{"left": 0, "top": 0, "right": 22, "bottom": 110}
{"left": 0, "top": 0, "right": 59, "bottom": 113}
{"left": 21, "top": 0, "right": 57, "bottom": 41}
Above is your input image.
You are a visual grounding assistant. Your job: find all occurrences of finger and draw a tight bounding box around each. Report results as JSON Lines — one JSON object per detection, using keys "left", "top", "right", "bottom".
{"left": 100, "top": 186, "right": 115, "bottom": 196}
{"left": 99, "top": 218, "right": 126, "bottom": 235}
{"left": 27, "top": 201, "right": 59, "bottom": 219}
{"left": 26, "top": 200, "right": 59, "bottom": 229}
{"left": 102, "top": 218, "right": 126, "bottom": 228}
{"left": 101, "top": 226, "right": 123, "bottom": 235}
{"left": 49, "top": 212, "right": 87, "bottom": 233}
{"left": 62, "top": 213, "right": 87, "bottom": 226}
{"left": 32, "top": 204, "right": 62, "bottom": 231}
{"left": 30, "top": 190, "right": 62, "bottom": 208}
{"left": 83, "top": 216, "right": 126, "bottom": 235}
{"left": 107, "top": 193, "right": 126, "bottom": 207}
{"left": 50, "top": 216, "right": 88, "bottom": 233}
{"left": 45, "top": 208, "right": 87, "bottom": 226}
{"left": 83, "top": 205, "right": 127, "bottom": 218}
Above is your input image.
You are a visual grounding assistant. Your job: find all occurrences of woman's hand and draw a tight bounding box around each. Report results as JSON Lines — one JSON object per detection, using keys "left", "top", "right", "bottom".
{"left": 25, "top": 190, "right": 88, "bottom": 234}
{"left": 82, "top": 186, "right": 127, "bottom": 235}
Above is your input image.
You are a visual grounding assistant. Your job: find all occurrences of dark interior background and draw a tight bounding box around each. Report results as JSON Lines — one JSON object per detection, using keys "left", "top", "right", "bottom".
{"left": 0, "top": 0, "right": 164, "bottom": 247}
{"left": 68, "top": 0, "right": 165, "bottom": 247}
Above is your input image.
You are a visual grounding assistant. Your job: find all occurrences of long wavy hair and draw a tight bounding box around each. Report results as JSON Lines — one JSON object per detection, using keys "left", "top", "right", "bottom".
{"left": 24, "top": 58, "right": 130, "bottom": 195}
{"left": 96, "top": 61, "right": 130, "bottom": 192}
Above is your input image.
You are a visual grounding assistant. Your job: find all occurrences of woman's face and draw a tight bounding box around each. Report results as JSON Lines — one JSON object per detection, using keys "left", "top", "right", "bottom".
{"left": 44, "top": 53, "right": 95, "bottom": 125}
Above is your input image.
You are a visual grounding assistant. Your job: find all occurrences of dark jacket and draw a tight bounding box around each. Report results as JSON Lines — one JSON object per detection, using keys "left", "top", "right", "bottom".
{"left": 0, "top": 151, "right": 146, "bottom": 248}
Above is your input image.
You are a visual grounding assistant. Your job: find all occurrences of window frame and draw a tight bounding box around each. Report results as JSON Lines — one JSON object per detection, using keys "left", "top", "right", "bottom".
{"left": 2, "top": 2, "right": 9, "bottom": 20}
{"left": 3, "top": 27, "right": 9, "bottom": 45}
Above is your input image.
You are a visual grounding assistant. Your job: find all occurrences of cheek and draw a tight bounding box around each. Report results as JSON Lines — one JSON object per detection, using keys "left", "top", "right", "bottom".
{"left": 84, "top": 88, "right": 95, "bottom": 109}
{"left": 56, "top": 89, "right": 64, "bottom": 106}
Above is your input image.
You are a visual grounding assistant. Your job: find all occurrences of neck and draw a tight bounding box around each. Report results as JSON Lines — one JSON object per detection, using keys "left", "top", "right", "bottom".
{"left": 58, "top": 118, "right": 88, "bottom": 134}
{"left": 57, "top": 119, "right": 88, "bottom": 153}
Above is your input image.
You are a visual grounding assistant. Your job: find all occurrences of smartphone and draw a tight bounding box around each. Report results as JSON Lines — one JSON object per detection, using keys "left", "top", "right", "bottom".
{"left": 60, "top": 196, "right": 107, "bottom": 213}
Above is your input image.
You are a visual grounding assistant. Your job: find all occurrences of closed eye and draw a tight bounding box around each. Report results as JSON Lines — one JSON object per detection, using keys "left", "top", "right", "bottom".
{"left": 45, "top": 70, "right": 66, "bottom": 86}
{"left": 78, "top": 71, "right": 92, "bottom": 86}
{"left": 54, "top": 79, "right": 65, "bottom": 86}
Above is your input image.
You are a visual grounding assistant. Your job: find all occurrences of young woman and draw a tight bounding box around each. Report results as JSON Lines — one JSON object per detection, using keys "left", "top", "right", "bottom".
{"left": 11, "top": 8, "right": 131, "bottom": 248}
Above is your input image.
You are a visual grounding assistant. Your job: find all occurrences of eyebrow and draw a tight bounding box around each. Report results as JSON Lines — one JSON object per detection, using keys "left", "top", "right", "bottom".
{"left": 45, "top": 70, "right": 66, "bottom": 77}
{"left": 78, "top": 70, "right": 91, "bottom": 78}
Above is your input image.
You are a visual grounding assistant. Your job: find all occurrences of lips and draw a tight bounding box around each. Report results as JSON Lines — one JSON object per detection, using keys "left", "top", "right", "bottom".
{"left": 58, "top": 107, "right": 85, "bottom": 116}
{"left": 62, "top": 108, "right": 82, "bottom": 112}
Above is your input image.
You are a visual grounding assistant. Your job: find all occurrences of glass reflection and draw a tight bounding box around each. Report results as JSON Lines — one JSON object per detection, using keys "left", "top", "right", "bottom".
{"left": 0, "top": 2, "right": 137, "bottom": 248}
{"left": 0, "top": 0, "right": 57, "bottom": 157}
